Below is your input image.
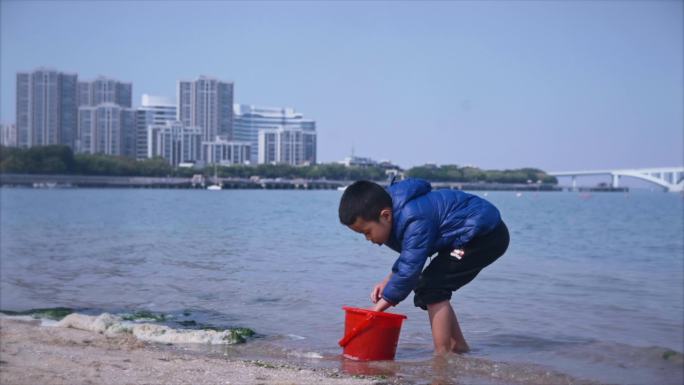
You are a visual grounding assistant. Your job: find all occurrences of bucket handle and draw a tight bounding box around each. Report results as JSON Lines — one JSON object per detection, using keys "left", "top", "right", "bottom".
{"left": 338, "top": 313, "right": 375, "bottom": 347}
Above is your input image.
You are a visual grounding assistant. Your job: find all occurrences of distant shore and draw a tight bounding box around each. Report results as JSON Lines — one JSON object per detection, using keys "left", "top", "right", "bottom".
{"left": 0, "top": 317, "right": 378, "bottom": 385}
{"left": 0, "top": 173, "right": 562, "bottom": 191}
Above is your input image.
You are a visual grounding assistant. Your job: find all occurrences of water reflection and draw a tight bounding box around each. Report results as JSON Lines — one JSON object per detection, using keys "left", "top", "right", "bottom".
{"left": 339, "top": 357, "right": 398, "bottom": 377}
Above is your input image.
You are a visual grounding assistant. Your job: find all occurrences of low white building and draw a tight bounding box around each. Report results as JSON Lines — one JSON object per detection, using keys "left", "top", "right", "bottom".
{"left": 202, "top": 137, "right": 251, "bottom": 165}
{"left": 234, "top": 104, "right": 316, "bottom": 162}
{"left": 1, "top": 124, "right": 17, "bottom": 147}
{"left": 258, "top": 126, "right": 316, "bottom": 165}
{"left": 147, "top": 121, "right": 202, "bottom": 167}
{"left": 339, "top": 155, "right": 378, "bottom": 167}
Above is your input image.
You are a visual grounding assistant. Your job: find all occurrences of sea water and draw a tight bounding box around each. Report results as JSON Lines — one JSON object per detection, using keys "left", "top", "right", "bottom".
{"left": 1, "top": 188, "right": 682, "bottom": 384}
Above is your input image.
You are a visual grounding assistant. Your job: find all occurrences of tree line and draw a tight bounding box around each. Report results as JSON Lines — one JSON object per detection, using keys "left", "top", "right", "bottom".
{"left": 0, "top": 145, "right": 557, "bottom": 184}
{"left": 406, "top": 164, "right": 557, "bottom": 184}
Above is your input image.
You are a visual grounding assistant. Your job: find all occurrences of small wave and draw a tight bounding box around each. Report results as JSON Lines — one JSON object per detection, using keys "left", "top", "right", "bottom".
{"left": 55, "top": 313, "right": 255, "bottom": 345}
{"left": 484, "top": 333, "right": 591, "bottom": 350}
{"left": 0, "top": 314, "right": 40, "bottom": 323}
{"left": 286, "top": 334, "right": 306, "bottom": 340}
{"left": 253, "top": 297, "right": 282, "bottom": 303}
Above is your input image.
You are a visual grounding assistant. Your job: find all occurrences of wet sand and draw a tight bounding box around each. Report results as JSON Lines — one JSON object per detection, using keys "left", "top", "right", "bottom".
{"left": 0, "top": 318, "right": 378, "bottom": 385}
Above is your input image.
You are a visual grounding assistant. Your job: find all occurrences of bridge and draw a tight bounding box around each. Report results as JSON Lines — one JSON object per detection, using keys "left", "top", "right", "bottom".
{"left": 548, "top": 167, "right": 684, "bottom": 192}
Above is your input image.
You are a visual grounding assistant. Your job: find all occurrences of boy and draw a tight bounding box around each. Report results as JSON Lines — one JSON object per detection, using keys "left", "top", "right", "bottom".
{"left": 338, "top": 178, "right": 509, "bottom": 354}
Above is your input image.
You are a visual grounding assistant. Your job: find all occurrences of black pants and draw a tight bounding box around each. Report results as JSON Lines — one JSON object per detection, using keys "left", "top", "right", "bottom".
{"left": 413, "top": 221, "right": 510, "bottom": 310}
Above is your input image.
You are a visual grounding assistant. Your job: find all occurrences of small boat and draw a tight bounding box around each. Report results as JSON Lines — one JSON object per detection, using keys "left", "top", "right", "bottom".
{"left": 207, "top": 164, "right": 222, "bottom": 190}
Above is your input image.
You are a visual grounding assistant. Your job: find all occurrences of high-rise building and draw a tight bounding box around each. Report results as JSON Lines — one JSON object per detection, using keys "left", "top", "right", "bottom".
{"left": 77, "top": 103, "right": 136, "bottom": 157}
{"left": 16, "top": 68, "right": 78, "bottom": 148}
{"left": 178, "top": 76, "right": 233, "bottom": 141}
{"left": 233, "top": 104, "right": 316, "bottom": 162}
{"left": 78, "top": 77, "right": 132, "bottom": 108}
{"left": 147, "top": 121, "right": 202, "bottom": 167}
{"left": 258, "top": 127, "right": 317, "bottom": 165}
{"left": 1, "top": 124, "right": 18, "bottom": 147}
{"left": 201, "top": 138, "right": 251, "bottom": 165}
{"left": 75, "top": 76, "right": 134, "bottom": 157}
{"left": 135, "top": 94, "right": 177, "bottom": 160}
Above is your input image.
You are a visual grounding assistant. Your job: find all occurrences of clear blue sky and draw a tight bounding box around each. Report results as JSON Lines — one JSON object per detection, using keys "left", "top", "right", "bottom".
{"left": 1, "top": 0, "right": 682, "bottom": 171}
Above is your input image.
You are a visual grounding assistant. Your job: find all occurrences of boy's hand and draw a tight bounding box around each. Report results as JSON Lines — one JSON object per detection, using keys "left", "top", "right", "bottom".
{"left": 370, "top": 274, "right": 391, "bottom": 304}
{"left": 370, "top": 281, "right": 386, "bottom": 304}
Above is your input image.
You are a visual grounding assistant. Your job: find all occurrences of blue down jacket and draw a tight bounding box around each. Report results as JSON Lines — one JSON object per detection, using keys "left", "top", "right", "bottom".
{"left": 381, "top": 178, "right": 501, "bottom": 305}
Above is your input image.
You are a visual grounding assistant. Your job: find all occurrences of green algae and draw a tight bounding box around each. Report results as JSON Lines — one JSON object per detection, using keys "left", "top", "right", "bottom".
{"left": 0, "top": 307, "right": 73, "bottom": 321}
{"left": 226, "top": 327, "right": 257, "bottom": 344}
{"left": 232, "top": 327, "right": 255, "bottom": 337}
{"left": 200, "top": 325, "right": 224, "bottom": 332}
{"left": 121, "top": 310, "right": 166, "bottom": 322}
{"left": 225, "top": 330, "right": 247, "bottom": 344}
{"left": 662, "top": 350, "right": 680, "bottom": 361}
{"left": 173, "top": 319, "right": 256, "bottom": 344}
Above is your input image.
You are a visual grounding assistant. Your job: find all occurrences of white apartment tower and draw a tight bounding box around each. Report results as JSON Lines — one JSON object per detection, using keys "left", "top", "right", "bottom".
{"left": 135, "top": 94, "right": 177, "bottom": 160}
{"left": 178, "top": 76, "right": 233, "bottom": 142}
{"left": 77, "top": 103, "right": 136, "bottom": 157}
{"left": 16, "top": 68, "right": 78, "bottom": 148}
{"left": 77, "top": 77, "right": 132, "bottom": 108}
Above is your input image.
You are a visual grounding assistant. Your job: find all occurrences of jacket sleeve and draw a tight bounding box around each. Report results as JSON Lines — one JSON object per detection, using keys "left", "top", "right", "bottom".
{"left": 382, "top": 218, "right": 438, "bottom": 305}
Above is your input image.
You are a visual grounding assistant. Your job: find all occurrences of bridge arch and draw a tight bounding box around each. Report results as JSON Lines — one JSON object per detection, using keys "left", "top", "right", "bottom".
{"left": 549, "top": 167, "right": 684, "bottom": 192}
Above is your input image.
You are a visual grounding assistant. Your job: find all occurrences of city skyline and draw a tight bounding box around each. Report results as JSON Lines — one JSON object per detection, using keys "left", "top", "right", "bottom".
{"left": 7, "top": 67, "right": 319, "bottom": 167}
{"left": 1, "top": 1, "right": 682, "bottom": 171}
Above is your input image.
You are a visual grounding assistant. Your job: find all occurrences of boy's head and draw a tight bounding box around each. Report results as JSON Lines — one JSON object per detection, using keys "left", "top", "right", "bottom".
{"left": 338, "top": 180, "right": 393, "bottom": 245}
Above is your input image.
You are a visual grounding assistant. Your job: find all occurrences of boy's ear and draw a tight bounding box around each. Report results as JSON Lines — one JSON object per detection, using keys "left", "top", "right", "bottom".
{"left": 379, "top": 208, "right": 393, "bottom": 221}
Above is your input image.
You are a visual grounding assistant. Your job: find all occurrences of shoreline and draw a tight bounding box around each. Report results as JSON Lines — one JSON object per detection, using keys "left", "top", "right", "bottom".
{"left": 3, "top": 312, "right": 681, "bottom": 384}
{"left": 0, "top": 317, "right": 379, "bottom": 385}
{"left": 0, "top": 315, "right": 612, "bottom": 385}
{"left": 0, "top": 173, "right": 563, "bottom": 191}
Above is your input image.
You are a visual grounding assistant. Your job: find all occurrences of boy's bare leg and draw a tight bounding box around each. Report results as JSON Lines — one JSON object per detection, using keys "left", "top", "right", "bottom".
{"left": 447, "top": 303, "right": 470, "bottom": 353}
{"left": 427, "top": 300, "right": 470, "bottom": 355}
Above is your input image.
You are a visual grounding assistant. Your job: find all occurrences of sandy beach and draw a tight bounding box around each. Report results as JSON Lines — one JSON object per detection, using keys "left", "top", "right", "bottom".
{"left": 0, "top": 317, "right": 380, "bottom": 385}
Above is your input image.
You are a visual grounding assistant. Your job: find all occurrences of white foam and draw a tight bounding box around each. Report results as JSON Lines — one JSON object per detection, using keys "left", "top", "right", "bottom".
{"left": 39, "top": 319, "right": 60, "bottom": 327}
{"left": 57, "top": 313, "right": 126, "bottom": 336}
{"left": 131, "top": 323, "right": 243, "bottom": 345}
{"left": 56, "top": 313, "right": 246, "bottom": 345}
{"left": 288, "top": 350, "right": 324, "bottom": 359}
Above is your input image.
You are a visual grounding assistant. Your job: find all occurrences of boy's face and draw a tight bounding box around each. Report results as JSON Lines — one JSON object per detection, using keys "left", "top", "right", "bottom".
{"left": 348, "top": 208, "right": 393, "bottom": 246}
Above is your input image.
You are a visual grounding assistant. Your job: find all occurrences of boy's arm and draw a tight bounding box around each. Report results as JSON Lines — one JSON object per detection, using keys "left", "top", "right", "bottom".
{"left": 381, "top": 218, "right": 437, "bottom": 306}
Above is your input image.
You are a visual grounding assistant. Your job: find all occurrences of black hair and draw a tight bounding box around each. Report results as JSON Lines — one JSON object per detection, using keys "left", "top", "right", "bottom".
{"left": 338, "top": 180, "right": 393, "bottom": 225}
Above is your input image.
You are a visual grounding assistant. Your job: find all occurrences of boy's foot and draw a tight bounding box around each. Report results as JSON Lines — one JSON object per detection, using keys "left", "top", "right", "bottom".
{"left": 451, "top": 342, "right": 470, "bottom": 354}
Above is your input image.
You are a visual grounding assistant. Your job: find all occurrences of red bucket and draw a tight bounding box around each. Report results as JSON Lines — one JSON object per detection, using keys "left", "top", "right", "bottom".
{"left": 338, "top": 306, "right": 407, "bottom": 361}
